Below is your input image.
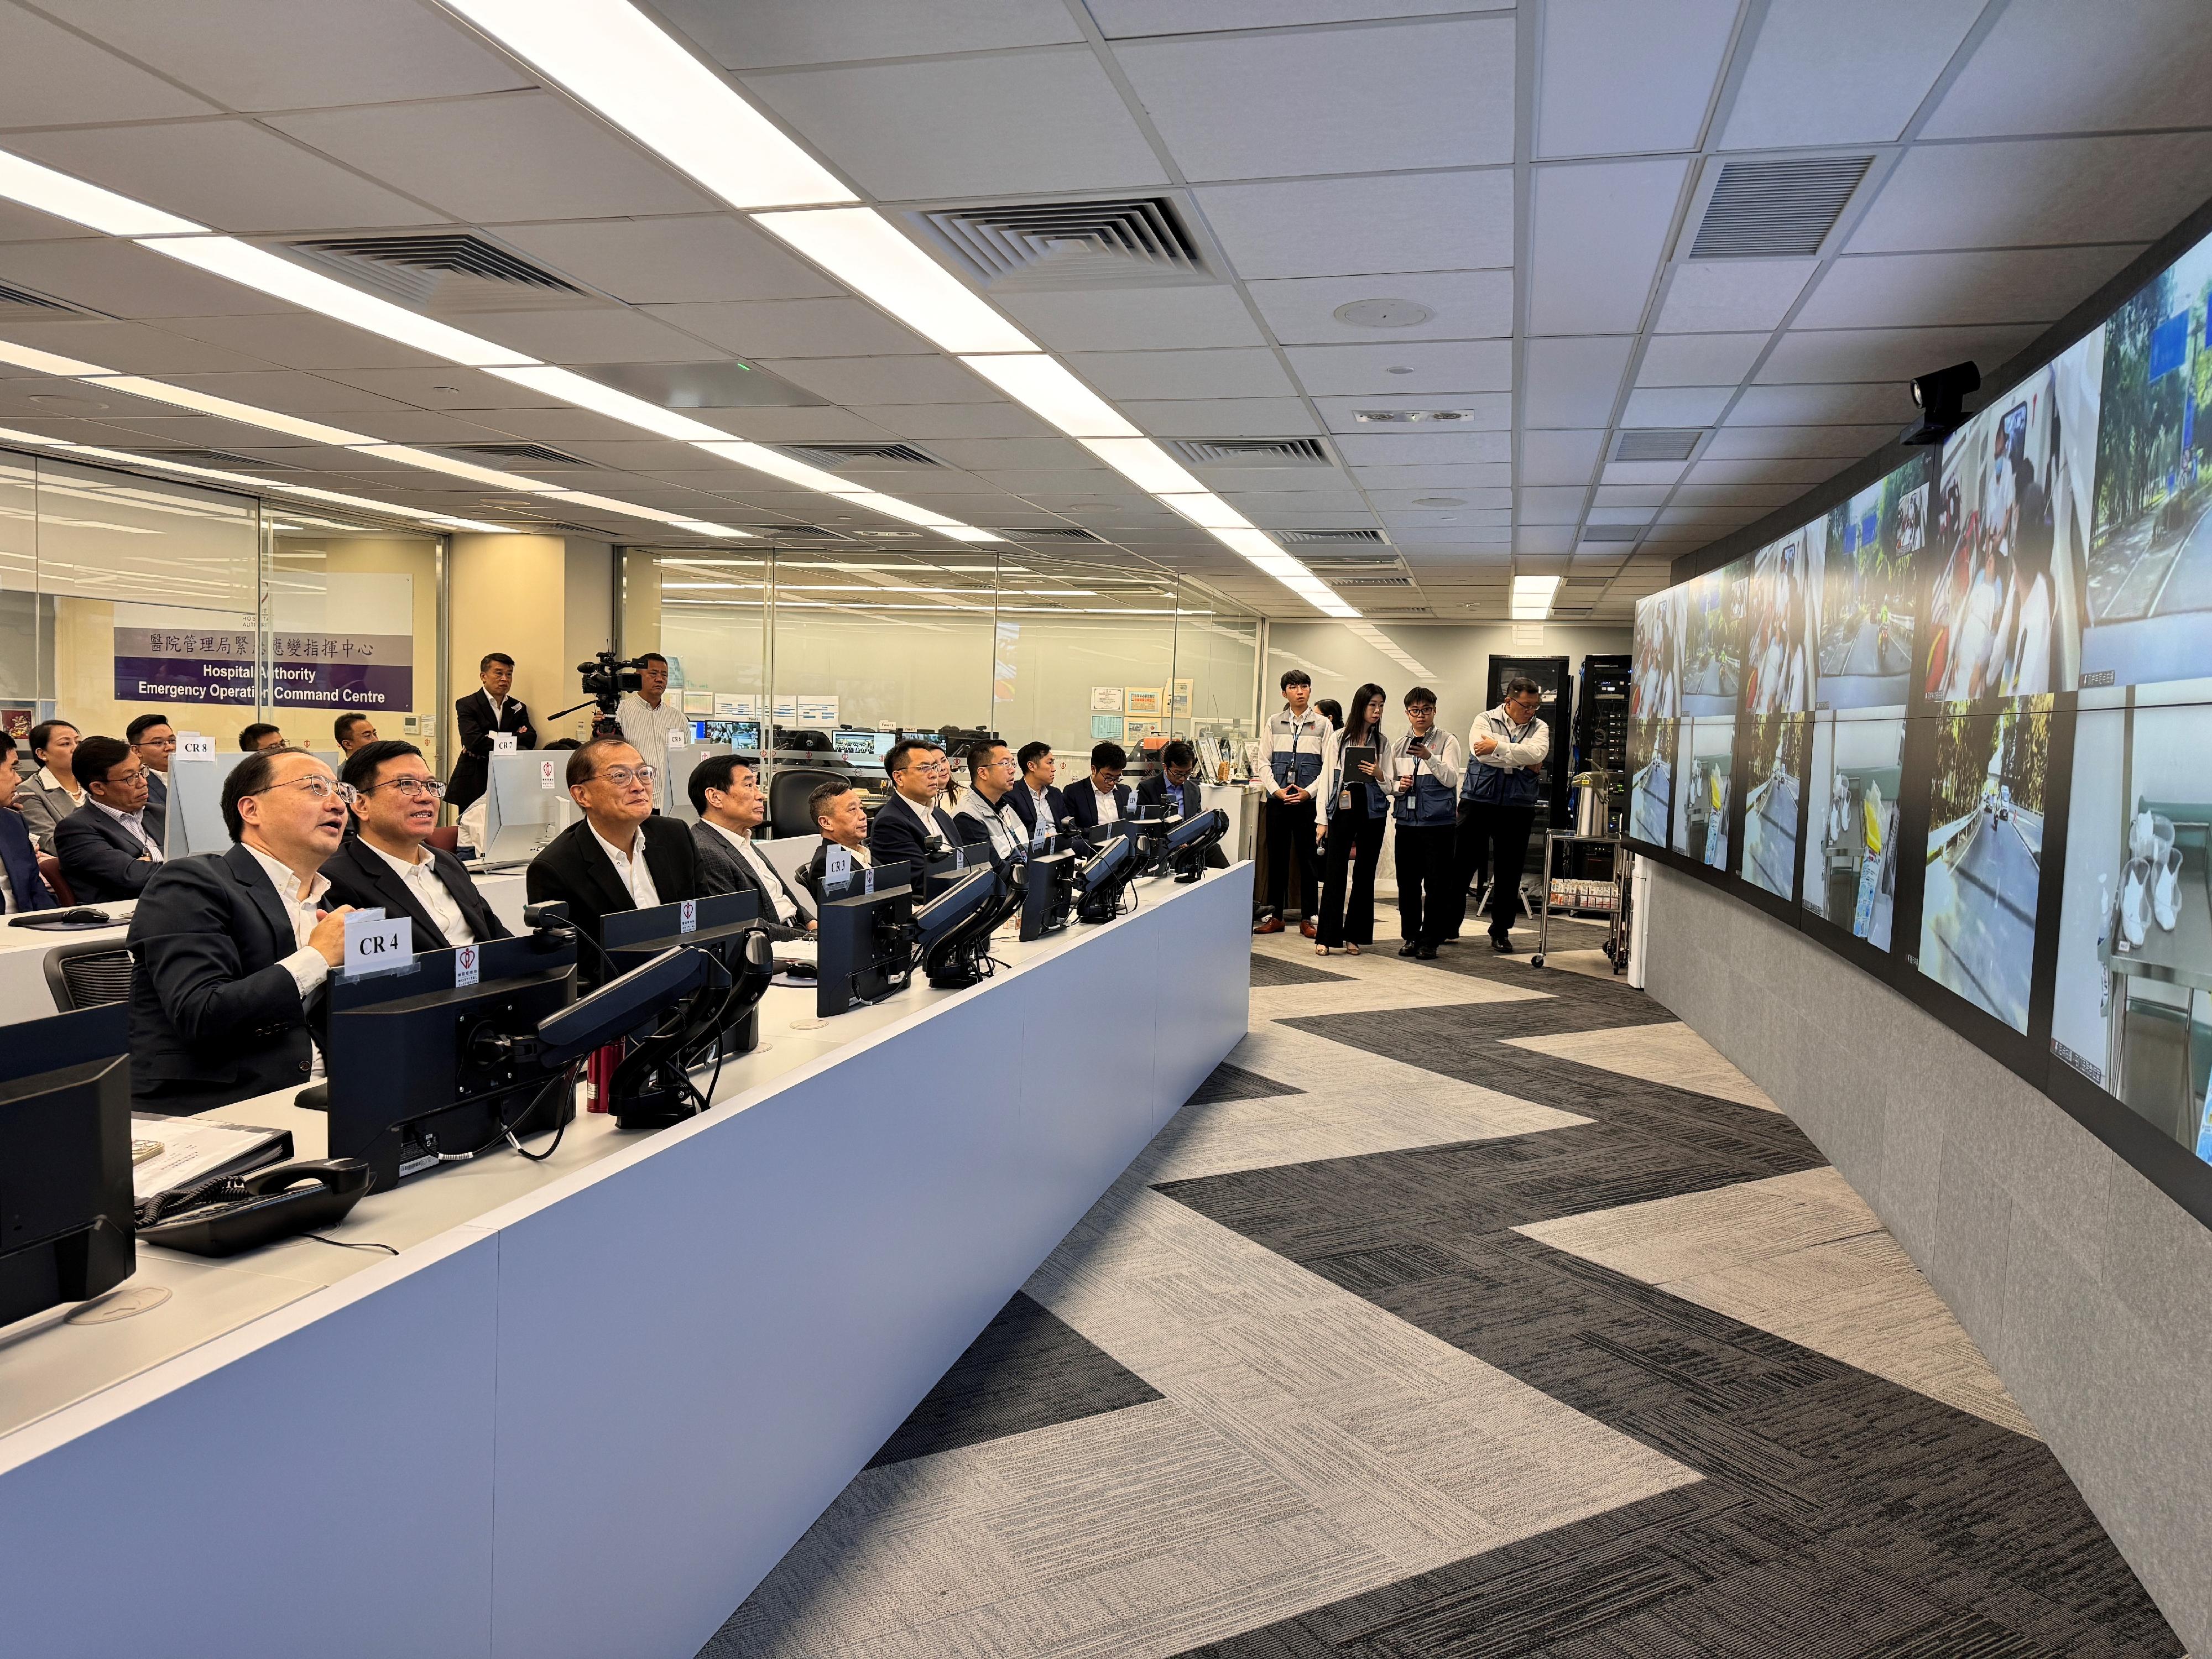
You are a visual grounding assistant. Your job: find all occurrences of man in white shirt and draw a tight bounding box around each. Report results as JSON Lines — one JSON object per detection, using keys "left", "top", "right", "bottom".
{"left": 53, "top": 734, "right": 164, "bottom": 902}
{"left": 618, "top": 651, "right": 690, "bottom": 800}
{"left": 687, "top": 752, "right": 812, "bottom": 941}
{"left": 322, "top": 739, "right": 509, "bottom": 953}
{"left": 952, "top": 740, "right": 1024, "bottom": 863}
{"left": 126, "top": 712, "right": 174, "bottom": 850}
{"left": 525, "top": 735, "right": 703, "bottom": 987}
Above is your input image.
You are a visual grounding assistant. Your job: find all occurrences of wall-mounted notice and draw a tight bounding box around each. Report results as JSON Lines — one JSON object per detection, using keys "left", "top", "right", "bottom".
{"left": 1171, "top": 679, "right": 1193, "bottom": 717}
{"left": 713, "top": 693, "right": 757, "bottom": 718}
{"left": 1125, "top": 686, "right": 1163, "bottom": 718}
{"left": 114, "top": 572, "right": 416, "bottom": 711}
{"left": 796, "top": 694, "right": 840, "bottom": 724}
{"left": 1091, "top": 686, "right": 1124, "bottom": 713}
{"left": 1092, "top": 713, "right": 1124, "bottom": 740}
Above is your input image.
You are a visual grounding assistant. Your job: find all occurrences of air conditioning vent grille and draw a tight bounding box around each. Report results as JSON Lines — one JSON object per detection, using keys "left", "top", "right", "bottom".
{"left": 1689, "top": 155, "right": 1873, "bottom": 259}
{"left": 1613, "top": 428, "right": 1705, "bottom": 462}
{"left": 774, "top": 442, "right": 940, "bottom": 469}
{"left": 1278, "top": 528, "right": 1386, "bottom": 544}
{"left": 442, "top": 441, "right": 590, "bottom": 467}
{"left": 286, "top": 233, "right": 591, "bottom": 314}
{"left": 1003, "top": 526, "right": 1104, "bottom": 541}
{"left": 125, "top": 447, "right": 297, "bottom": 472}
{"left": 921, "top": 197, "right": 1207, "bottom": 292}
{"left": 1165, "top": 436, "right": 1332, "bottom": 468}
{"left": 0, "top": 279, "right": 91, "bottom": 314}
{"left": 1331, "top": 575, "right": 1415, "bottom": 587}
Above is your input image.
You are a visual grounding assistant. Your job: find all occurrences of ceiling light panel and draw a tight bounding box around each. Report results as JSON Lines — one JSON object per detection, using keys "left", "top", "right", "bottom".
{"left": 86, "top": 377, "right": 376, "bottom": 445}
{"left": 0, "top": 338, "right": 108, "bottom": 377}
{"left": 0, "top": 147, "right": 203, "bottom": 237}
{"left": 435, "top": 0, "right": 855, "bottom": 210}
{"left": 962, "top": 354, "right": 1140, "bottom": 438}
{"left": 484, "top": 364, "right": 731, "bottom": 442}
{"left": 1079, "top": 437, "right": 1205, "bottom": 494}
{"left": 350, "top": 444, "right": 561, "bottom": 492}
{"left": 755, "top": 208, "right": 1036, "bottom": 354}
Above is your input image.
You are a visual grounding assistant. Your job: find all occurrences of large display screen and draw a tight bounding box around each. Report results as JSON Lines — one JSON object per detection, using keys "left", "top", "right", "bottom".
{"left": 1801, "top": 711, "right": 1906, "bottom": 948}
{"left": 1819, "top": 456, "right": 1931, "bottom": 710}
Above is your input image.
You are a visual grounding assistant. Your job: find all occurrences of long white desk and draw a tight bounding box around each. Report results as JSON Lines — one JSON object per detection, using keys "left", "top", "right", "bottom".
{"left": 0, "top": 862, "right": 1251, "bottom": 1659}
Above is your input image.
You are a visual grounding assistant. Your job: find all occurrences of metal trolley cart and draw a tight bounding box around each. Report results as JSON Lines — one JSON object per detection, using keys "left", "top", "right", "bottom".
{"left": 1531, "top": 831, "right": 1631, "bottom": 973}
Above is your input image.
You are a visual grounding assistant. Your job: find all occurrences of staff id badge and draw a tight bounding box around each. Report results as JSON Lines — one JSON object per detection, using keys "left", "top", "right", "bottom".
{"left": 1339, "top": 787, "right": 1353, "bottom": 811}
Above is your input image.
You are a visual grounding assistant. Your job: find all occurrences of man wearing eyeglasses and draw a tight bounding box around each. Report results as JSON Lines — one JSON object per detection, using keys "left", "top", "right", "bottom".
{"left": 1452, "top": 675, "right": 1553, "bottom": 953}
{"left": 525, "top": 734, "right": 702, "bottom": 987}
{"left": 126, "top": 712, "right": 174, "bottom": 851}
{"left": 321, "top": 739, "right": 510, "bottom": 952}
{"left": 54, "top": 734, "right": 164, "bottom": 902}
{"left": 127, "top": 746, "right": 357, "bottom": 1115}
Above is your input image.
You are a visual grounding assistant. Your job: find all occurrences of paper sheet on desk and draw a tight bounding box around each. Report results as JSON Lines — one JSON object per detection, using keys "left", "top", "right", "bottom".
{"left": 131, "top": 1115, "right": 291, "bottom": 1202}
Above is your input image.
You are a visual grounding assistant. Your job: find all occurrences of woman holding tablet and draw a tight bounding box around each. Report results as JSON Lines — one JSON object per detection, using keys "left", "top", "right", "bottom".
{"left": 1314, "top": 682, "right": 1389, "bottom": 956}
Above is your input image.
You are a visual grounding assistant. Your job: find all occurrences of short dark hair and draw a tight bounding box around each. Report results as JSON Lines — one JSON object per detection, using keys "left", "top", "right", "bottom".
{"left": 126, "top": 713, "right": 171, "bottom": 744}
{"left": 1016, "top": 740, "right": 1052, "bottom": 773}
{"left": 220, "top": 745, "right": 309, "bottom": 841}
{"left": 479, "top": 652, "right": 514, "bottom": 672}
{"left": 74, "top": 735, "right": 131, "bottom": 789}
{"left": 28, "top": 720, "right": 76, "bottom": 760}
{"left": 638, "top": 651, "right": 668, "bottom": 668}
{"left": 567, "top": 734, "right": 639, "bottom": 790}
{"left": 967, "top": 740, "right": 1007, "bottom": 781}
{"left": 885, "top": 738, "right": 938, "bottom": 777}
{"left": 238, "top": 722, "right": 280, "bottom": 751}
{"left": 1090, "top": 740, "right": 1126, "bottom": 772}
{"left": 1404, "top": 685, "right": 1438, "bottom": 708}
{"left": 339, "top": 739, "right": 423, "bottom": 796}
{"left": 544, "top": 738, "right": 581, "bottom": 752}
{"left": 335, "top": 712, "right": 372, "bottom": 745}
{"left": 0, "top": 731, "right": 14, "bottom": 761}
{"left": 807, "top": 779, "right": 852, "bottom": 827}
{"left": 1280, "top": 668, "right": 1311, "bottom": 691}
{"left": 1504, "top": 675, "right": 1543, "bottom": 702}
{"left": 687, "top": 751, "right": 750, "bottom": 816}
{"left": 1162, "top": 739, "right": 1196, "bottom": 770}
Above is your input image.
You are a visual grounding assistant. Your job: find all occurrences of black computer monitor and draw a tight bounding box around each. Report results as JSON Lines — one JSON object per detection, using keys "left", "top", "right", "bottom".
{"left": 602, "top": 891, "right": 765, "bottom": 1067}
{"left": 1018, "top": 848, "right": 1077, "bottom": 942}
{"left": 816, "top": 859, "right": 915, "bottom": 1016}
{"left": 913, "top": 865, "right": 1008, "bottom": 989}
{"left": 0, "top": 1003, "right": 134, "bottom": 1329}
{"left": 916, "top": 837, "right": 994, "bottom": 901}
{"left": 1073, "top": 833, "right": 1139, "bottom": 924}
{"left": 316, "top": 931, "right": 580, "bottom": 1190}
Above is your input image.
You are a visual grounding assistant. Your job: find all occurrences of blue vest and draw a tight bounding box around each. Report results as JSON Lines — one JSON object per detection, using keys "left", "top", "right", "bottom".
{"left": 1462, "top": 714, "right": 1544, "bottom": 808}
{"left": 1269, "top": 711, "right": 1327, "bottom": 790}
{"left": 1395, "top": 739, "right": 1458, "bottom": 827}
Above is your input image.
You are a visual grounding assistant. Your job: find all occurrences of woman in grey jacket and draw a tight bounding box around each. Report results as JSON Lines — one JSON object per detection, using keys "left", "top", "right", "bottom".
{"left": 14, "top": 719, "right": 85, "bottom": 854}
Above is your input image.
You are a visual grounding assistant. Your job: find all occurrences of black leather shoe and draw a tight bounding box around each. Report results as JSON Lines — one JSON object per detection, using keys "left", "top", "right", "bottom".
{"left": 1397, "top": 940, "right": 1419, "bottom": 957}
{"left": 1416, "top": 945, "right": 1438, "bottom": 960}
{"left": 1489, "top": 932, "right": 1512, "bottom": 953}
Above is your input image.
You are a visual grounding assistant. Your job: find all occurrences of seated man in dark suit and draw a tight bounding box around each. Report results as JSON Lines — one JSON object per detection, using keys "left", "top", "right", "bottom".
{"left": 687, "top": 752, "right": 810, "bottom": 942}
{"left": 867, "top": 738, "right": 961, "bottom": 867}
{"left": 447, "top": 651, "right": 534, "bottom": 815}
{"left": 127, "top": 747, "right": 356, "bottom": 1115}
{"left": 1062, "top": 740, "right": 1132, "bottom": 832}
{"left": 801, "top": 779, "right": 874, "bottom": 902}
{"left": 525, "top": 735, "right": 699, "bottom": 988}
{"left": 0, "top": 731, "right": 56, "bottom": 913}
{"left": 322, "top": 740, "right": 510, "bottom": 952}
{"left": 1137, "top": 739, "right": 1230, "bottom": 869}
{"left": 1004, "top": 740, "right": 1067, "bottom": 841}
{"left": 54, "top": 734, "right": 165, "bottom": 902}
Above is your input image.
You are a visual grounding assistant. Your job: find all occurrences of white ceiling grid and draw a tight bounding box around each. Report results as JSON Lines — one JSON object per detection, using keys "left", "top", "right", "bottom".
{"left": 0, "top": 0, "right": 2199, "bottom": 625}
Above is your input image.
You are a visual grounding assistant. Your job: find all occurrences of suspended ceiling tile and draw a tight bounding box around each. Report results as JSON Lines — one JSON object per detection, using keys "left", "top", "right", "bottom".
{"left": 0, "top": 238, "right": 295, "bottom": 317}
{"left": 1726, "top": 381, "right": 1908, "bottom": 425}
{"left": 1593, "top": 483, "right": 1674, "bottom": 507}
{"left": 1586, "top": 504, "right": 1656, "bottom": 525}
{"left": 1348, "top": 462, "right": 1512, "bottom": 489}
{"left": 1849, "top": 132, "right": 2212, "bottom": 254}
{"left": 641, "top": 298, "right": 934, "bottom": 361}
{"left": 1124, "top": 397, "right": 1324, "bottom": 436}
{"left": 1638, "top": 332, "right": 1768, "bottom": 387}
{"left": 1924, "top": 0, "right": 2212, "bottom": 139}
{"left": 0, "top": 318, "right": 274, "bottom": 377}
{"left": 1621, "top": 385, "right": 1734, "bottom": 426}
{"left": 112, "top": 368, "right": 429, "bottom": 417}
{"left": 1521, "top": 336, "right": 1635, "bottom": 429}
{"left": 0, "top": 7, "right": 215, "bottom": 126}
{"left": 1537, "top": 0, "right": 1738, "bottom": 159}
{"left": 1655, "top": 259, "right": 1818, "bottom": 332}
{"left": 1670, "top": 482, "right": 1804, "bottom": 507}
{"left": 456, "top": 310, "right": 729, "bottom": 368}
{"left": 926, "top": 437, "right": 1098, "bottom": 472}
{"left": 1332, "top": 431, "right": 1511, "bottom": 466}
{"left": 1657, "top": 503, "right": 1764, "bottom": 524}
{"left": 1363, "top": 487, "right": 1511, "bottom": 512}
{"left": 1284, "top": 340, "right": 1512, "bottom": 398}
{"left": 1066, "top": 347, "right": 1300, "bottom": 401}
{"left": 268, "top": 93, "right": 715, "bottom": 222}
{"left": 497, "top": 218, "right": 844, "bottom": 307}
{"left": 1246, "top": 269, "right": 1514, "bottom": 345}
{"left": 745, "top": 49, "right": 1165, "bottom": 201}
{"left": 1794, "top": 246, "right": 2146, "bottom": 329}
{"left": 33, "top": 0, "right": 532, "bottom": 110}
{"left": 1511, "top": 527, "right": 1577, "bottom": 554}
{"left": 1196, "top": 170, "right": 1514, "bottom": 279}
{"left": 1721, "top": 0, "right": 1980, "bottom": 150}
{"left": 1599, "top": 460, "right": 1689, "bottom": 486}
{"left": 1700, "top": 423, "right": 1898, "bottom": 459}
{"left": 1518, "top": 429, "right": 1608, "bottom": 487}
{"left": 1757, "top": 324, "right": 2043, "bottom": 386}
{"left": 1517, "top": 486, "right": 1589, "bottom": 524}
{"left": 656, "top": 0, "right": 1081, "bottom": 68}
{"left": 1688, "top": 456, "right": 1851, "bottom": 487}
{"left": 994, "top": 286, "right": 1267, "bottom": 353}
{"left": 847, "top": 402, "right": 1056, "bottom": 440}
{"left": 1528, "top": 157, "right": 1690, "bottom": 334}
{"left": 155, "top": 311, "right": 451, "bottom": 373}
{"left": 1113, "top": 17, "right": 1515, "bottom": 181}
{"left": 754, "top": 355, "right": 998, "bottom": 405}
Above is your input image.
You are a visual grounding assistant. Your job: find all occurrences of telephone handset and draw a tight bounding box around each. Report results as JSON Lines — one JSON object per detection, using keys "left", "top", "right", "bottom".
{"left": 137, "top": 1159, "right": 373, "bottom": 1258}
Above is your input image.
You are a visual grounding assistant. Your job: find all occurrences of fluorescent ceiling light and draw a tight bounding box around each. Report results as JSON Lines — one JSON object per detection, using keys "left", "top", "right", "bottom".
{"left": 487, "top": 365, "right": 731, "bottom": 442}
{"left": 145, "top": 238, "right": 534, "bottom": 368}
{"left": 86, "top": 376, "right": 375, "bottom": 445}
{"left": 0, "top": 147, "right": 202, "bottom": 236}
{"left": 692, "top": 439, "right": 864, "bottom": 494}
{"left": 543, "top": 489, "right": 749, "bottom": 538}
{"left": 1078, "top": 437, "right": 1205, "bottom": 494}
{"left": 0, "top": 338, "right": 110, "bottom": 377}
{"left": 755, "top": 209, "right": 1034, "bottom": 354}
{"left": 962, "top": 356, "right": 1139, "bottom": 439}
{"left": 1156, "top": 493, "right": 1255, "bottom": 531}
{"left": 437, "top": 0, "right": 854, "bottom": 211}
{"left": 1510, "top": 573, "right": 1560, "bottom": 619}
{"left": 1312, "top": 597, "right": 1361, "bottom": 618}
{"left": 351, "top": 444, "right": 560, "bottom": 492}
{"left": 940, "top": 526, "right": 1001, "bottom": 542}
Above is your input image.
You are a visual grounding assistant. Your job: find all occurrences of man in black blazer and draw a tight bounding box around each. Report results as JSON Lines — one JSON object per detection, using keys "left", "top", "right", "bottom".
{"left": 1137, "top": 740, "right": 1230, "bottom": 869}
{"left": 687, "top": 752, "right": 810, "bottom": 941}
{"left": 800, "top": 779, "right": 874, "bottom": 902}
{"left": 1062, "top": 740, "right": 1133, "bottom": 831}
{"left": 322, "top": 740, "right": 510, "bottom": 952}
{"left": 1004, "top": 740, "right": 1067, "bottom": 841}
{"left": 127, "top": 713, "right": 174, "bottom": 852}
{"left": 868, "top": 738, "right": 961, "bottom": 867}
{"left": 0, "top": 731, "right": 56, "bottom": 912}
{"left": 54, "top": 734, "right": 165, "bottom": 903}
{"left": 525, "top": 736, "right": 699, "bottom": 987}
{"left": 128, "top": 747, "right": 356, "bottom": 1116}
{"left": 447, "top": 651, "right": 535, "bottom": 814}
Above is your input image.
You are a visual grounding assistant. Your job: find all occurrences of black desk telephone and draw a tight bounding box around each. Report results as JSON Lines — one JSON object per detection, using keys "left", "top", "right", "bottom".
{"left": 137, "top": 1160, "right": 372, "bottom": 1258}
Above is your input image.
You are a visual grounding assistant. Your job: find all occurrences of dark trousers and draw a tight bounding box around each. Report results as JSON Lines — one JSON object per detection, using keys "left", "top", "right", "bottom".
{"left": 1452, "top": 800, "right": 1536, "bottom": 939}
{"left": 1263, "top": 794, "right": 1319, "bottom": 919}
{"left": 1317, "top": 807, "right": 1385, "bottom": 946}
{"left": 1394, "top": 822, "right": 1457, "bottom": 948}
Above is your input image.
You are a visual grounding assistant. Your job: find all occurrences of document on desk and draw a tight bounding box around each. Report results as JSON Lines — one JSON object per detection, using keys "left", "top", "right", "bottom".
{"left": 131, "top": 1115, "right": 293, "bottom": 1203}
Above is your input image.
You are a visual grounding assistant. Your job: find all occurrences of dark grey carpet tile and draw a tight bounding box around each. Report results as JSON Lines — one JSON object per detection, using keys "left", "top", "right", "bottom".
{"left": 863, "top": 1292, "right": 1161, "bottom": 1470}
{"left": 1251, "top": 953, "right": 1354, "bottom": 987}
{"left": 1188, "top": 1061, "right": 1307, "bottom": 1106}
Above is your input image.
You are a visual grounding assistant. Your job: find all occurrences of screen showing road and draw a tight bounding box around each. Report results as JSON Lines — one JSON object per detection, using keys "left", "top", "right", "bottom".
{"left": 1801, "top": 713, "right": 1906, "bottom": 950}
{"left": 1819, "top": 455, "right": 1930, "bottom": 711}
{"left": 1736, "top": 713, "right": 1807, "bottom": 900}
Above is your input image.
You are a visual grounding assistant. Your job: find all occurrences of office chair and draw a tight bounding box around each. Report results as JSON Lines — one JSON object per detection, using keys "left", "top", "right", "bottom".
{"left": 767, "top": 767, "right": 848, "bottom": 838}
{"left": 37, "top": 853, "right": 75, "bottom": 906}
{"left": 43, "top": 939, "right": 135, "bottom": 1011}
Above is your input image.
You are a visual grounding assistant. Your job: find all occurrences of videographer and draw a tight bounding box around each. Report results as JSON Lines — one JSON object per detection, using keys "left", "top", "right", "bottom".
{"left": 448, "top": 651, "right": 534, "bottom": 815}
{"left": 618, "top": 651, "right": 688, "bottom": 773}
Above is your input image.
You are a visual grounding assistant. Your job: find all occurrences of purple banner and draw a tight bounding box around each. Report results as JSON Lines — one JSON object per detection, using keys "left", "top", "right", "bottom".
{"left": 113, "top": 657, "right": 413, "bottom": 710}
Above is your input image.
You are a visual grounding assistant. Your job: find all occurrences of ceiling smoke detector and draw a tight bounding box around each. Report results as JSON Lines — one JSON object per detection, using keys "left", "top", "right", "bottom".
{"left": 1332, "top": 298, "right": 1433, "bottom": 328}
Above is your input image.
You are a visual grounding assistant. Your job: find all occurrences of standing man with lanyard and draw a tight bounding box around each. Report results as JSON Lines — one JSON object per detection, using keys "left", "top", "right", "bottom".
{"left": 1389, "top": 687, "right": 1463, "bottom": 958}
{"left": 618, "top": 652, "right": 689, "bottom": 805}
{"left": 1255, "top": 669, "right": 1334, "bottom": 937}
{"left": 1453, "top": 675, "right": 1551, "bottom": 952}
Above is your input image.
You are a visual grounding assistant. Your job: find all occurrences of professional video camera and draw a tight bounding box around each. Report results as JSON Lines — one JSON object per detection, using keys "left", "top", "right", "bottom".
{"left": 551, "top": 649, "right": 651, "bottom": 739}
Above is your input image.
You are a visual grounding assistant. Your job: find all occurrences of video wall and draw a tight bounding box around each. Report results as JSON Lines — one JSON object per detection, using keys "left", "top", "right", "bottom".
{"left": 1630, "top": 218, "right": 2212, "bottom": 1183}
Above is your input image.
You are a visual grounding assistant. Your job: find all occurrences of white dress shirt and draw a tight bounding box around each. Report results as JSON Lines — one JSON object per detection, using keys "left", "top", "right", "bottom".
{"left": 618, "top": 692, "right": 690, "bottom": 764}
{"left": 591, "top": 821, "right": 661, "bottom": 909}
{"left": 93, "top": 798, "right": 163, "bottom": 861}
{"left": 366, "top": 838, "right": 474, "bottom": 947}
{"left": 708, "top": 820, "right": 797, "bottom": 925}
{"left": 241, "top": 841, "right": 334, "bottom": 1000}
{"left": 1089, "top": 782, "right": 1121, "bottom": 823}
{"left": 0, "top": 854, "right": 16, "bottom": 914}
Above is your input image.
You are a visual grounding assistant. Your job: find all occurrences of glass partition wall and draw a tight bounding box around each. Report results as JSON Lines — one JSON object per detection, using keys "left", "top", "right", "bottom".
{"left": 624, "top": 541, "right": 1260, "bottom": 783}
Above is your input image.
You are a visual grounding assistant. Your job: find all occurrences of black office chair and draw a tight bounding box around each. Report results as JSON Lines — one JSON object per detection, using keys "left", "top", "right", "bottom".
{"left": 767, "top": 766, "right": 848, "bottom": 838}
{"left": 44, "top": 939, "right": 135, "bottom": 1011}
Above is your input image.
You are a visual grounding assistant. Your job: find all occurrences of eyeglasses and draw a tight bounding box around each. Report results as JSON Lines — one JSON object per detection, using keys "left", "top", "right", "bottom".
{"left": 367, "top": 775, "right": 446, "bottom": 800}
{"left": 134, "top": 735, "right": 176, "bottom": 751}
{"left": 595, "top": 764, "right": 658, "bottom": 788}
{"left": 249, "top": 775, "right": 358, "bottom": 806}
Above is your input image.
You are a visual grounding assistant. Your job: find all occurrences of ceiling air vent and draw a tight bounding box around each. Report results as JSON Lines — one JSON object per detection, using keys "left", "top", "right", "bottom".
{"left": 1003, "top": 526, "right": 1104, "bottom": 541}
{"left": 1613, "top": 428, "right": 1705, "bottom": 462}
{"left": 1331, "top": 575, "right": 1415, "bottom": 587}
{"left": 125, "top": 447, "right": 296, "bottom": 471}
{"left": 1278, "top": 528, "right": 1387, "bottom": 545}
{"left": 748, "top": 524, "right": 847, "bottom": 539}
{"left": 0, "top": 279, "right": 98, "bottom": 316}
{"left": 1578, "top": 525, "right": 1645, "bottom": 542}
{"left": 442, "top": 441, "right": 591, "bottom": 467}
{"left": 1165, "top": 436, "right": 1332, "bottom": 468}
{"left": 1688, "top": 155, "right": 1874, "bottom": 259}
{"left": 920, "top": 197, "right": 1208, "bottom": 292}
{"left": 284, "top": 233, "right": 594, "bottom": 314}
{"left": 773, "top": 442, "right": 941, "bottom": 470}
